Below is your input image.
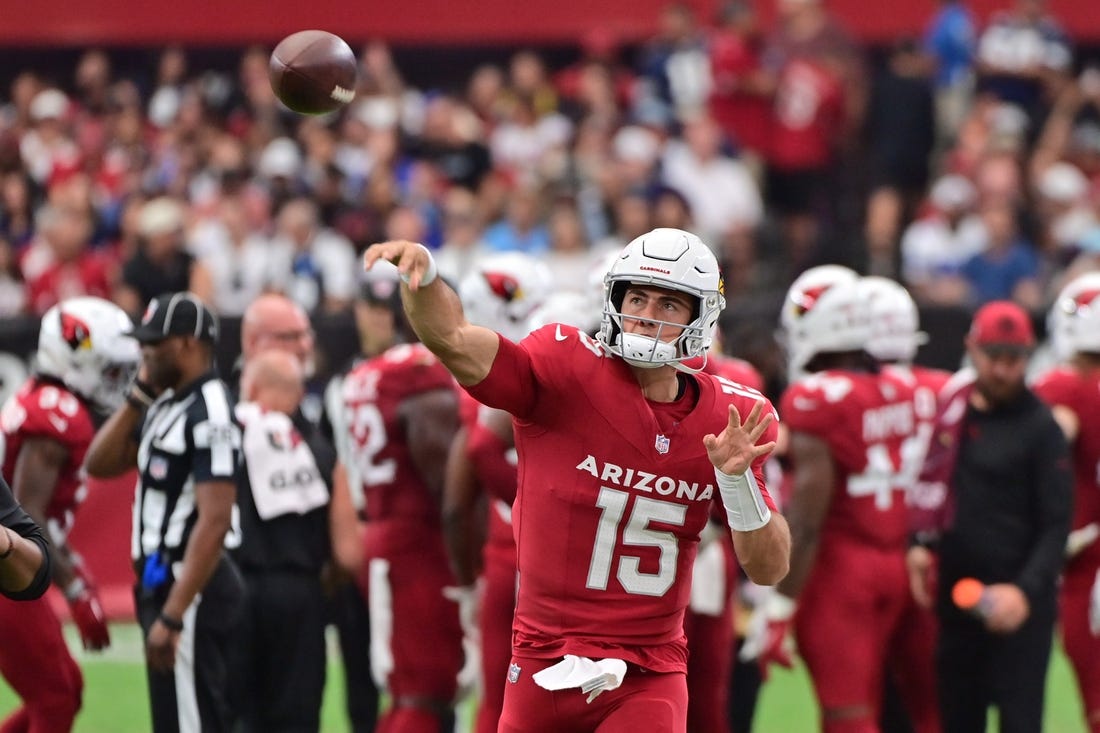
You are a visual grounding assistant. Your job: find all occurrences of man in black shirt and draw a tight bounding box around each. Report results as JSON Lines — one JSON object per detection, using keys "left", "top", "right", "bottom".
{"left": 235, "top": 292, "right": 374, "bottom": 732}
{"left": 86, "top": 292, "right": 243, "bottom": 733}
{"left": 0, "top": 475, "right": 50, "bottom": 600}
{"left": 908, "top": 300, "right": 1072, "bottom": 733}
{"left": 234, "top": 349, "right": 332, "bottom": 731}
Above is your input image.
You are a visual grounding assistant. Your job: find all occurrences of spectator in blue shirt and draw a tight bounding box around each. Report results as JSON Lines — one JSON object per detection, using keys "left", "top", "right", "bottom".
{"left": 962, "top": 199, "right": 1041, "bottom": 308}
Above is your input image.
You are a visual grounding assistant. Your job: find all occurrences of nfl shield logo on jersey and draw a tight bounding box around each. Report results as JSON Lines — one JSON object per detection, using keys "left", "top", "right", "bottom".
{"left": 508, "top": 663, "right": 521, "bottom": 684}
{"left": 655, "top": 434, "right": 670, "bottom": 454}
{"left": 150, "top": 457, "right": 168, "bottom": 480}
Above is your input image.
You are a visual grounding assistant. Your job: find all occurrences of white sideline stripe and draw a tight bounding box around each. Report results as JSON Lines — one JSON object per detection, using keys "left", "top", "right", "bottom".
{"left": 367, "top": 558, "right": 394, "bottom": 690}
{"left": 174, "top": 598, "right": 201, "bottom": 732}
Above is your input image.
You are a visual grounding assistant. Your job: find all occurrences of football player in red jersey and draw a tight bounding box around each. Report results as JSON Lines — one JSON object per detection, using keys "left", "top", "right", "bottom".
{"left": 0, "top": 296, "right": 139, "bottom": 733}
{"left": 1034, "top": 272, "right": 1100, "bottom": 733}
{"left": 688, "top": 334, "right": 768, "bottom": 733}
{"left": 443, "top": 253, "right": 552, "bottom": 733}
{"left": 340, "top": 311, "right": 464, "bottom": 733}
{"left": 746, "top": 266, "right": 940, "bottom": 733}
{"left": 861, "top": 276, "right": 946, "bottom": 733}
{"left": 364, "top": 228, "right": 789, "bottom": 733}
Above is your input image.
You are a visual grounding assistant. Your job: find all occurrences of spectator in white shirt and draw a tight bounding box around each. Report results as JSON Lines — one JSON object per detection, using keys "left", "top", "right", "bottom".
{"left": 661, "top": 113, "right": 762, "bottom": 246}
{"left": 269, "top": 198, "right": 357, "bottom": 314}
{"left": 901, "top": 174, "right": 986, "bottom": 304}
{"left": 189, "top": 197, "right": 282, "bottom": 317}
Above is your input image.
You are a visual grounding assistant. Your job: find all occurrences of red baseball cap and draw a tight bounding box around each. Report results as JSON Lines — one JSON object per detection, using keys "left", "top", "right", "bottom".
{"left": 968, "top": 301, "right": 1035, "bottom": 349}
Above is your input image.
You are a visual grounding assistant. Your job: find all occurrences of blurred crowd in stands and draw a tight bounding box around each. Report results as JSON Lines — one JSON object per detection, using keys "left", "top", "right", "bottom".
{"left": 0, "top": 0, "right": 1098, "bottom": 335}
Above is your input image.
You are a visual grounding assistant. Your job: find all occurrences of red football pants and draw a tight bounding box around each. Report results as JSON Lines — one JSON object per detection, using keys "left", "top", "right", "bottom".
{"left": 477, "top": 544, "right": 518, "bottom": 733}
{"left": 360, "top": 529, "right": 464, "bottom": 733}
{"left": 796, "top": 541, "right": 939, "bottom": 733}
{"left": 1061, "top": 569, "right": 1100, "bottom": 733}
{"left": 683, "top": 536, "right": 736, "bottom": 733}
{"left": 0, "top": 595, "right": 83, "bottom": 733}
{"left": 497, "top": 655, "right": 687, "bottom": 733}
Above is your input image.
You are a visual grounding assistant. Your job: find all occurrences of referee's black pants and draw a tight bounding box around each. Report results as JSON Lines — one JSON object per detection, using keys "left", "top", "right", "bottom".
{"left": 936, "top": 603, "right": 1055, "bottom": 733}
{"left": 238, "top": 568, "right": 327, "bottom": 733}
{"left": 135, "top": 556, "right": 245, "bottom": 733}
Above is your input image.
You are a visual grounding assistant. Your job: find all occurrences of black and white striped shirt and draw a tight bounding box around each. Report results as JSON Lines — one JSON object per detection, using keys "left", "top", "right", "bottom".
{"left": 132, "top": 371, "right": 241, "bottom": 565}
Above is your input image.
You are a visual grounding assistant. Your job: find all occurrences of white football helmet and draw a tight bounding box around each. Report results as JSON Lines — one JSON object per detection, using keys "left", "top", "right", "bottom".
{"left": 780, "top": 265, "right": 870, "bottom": 381}
{"left": 1049, "top": 272, "right": 1100, "bottom": 361}
{"left": 459, "top": 252, "right": 553, "bottom": 342}
{"left": 861, "top": 276, "right": 928, "bottom": 364}
{"left": 36, "top": 297, "right": 141, "bottom": 412}
{"left": 598, "top": 228, "right": 725, "bottom": 370}
{"left": 526, "top": 292, "right": 601, "bottom": 335}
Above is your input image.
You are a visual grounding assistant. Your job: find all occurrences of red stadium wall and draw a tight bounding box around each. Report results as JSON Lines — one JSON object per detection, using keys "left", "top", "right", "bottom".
{"left": 0, "top": 0, "right": 1098, "bottom": 46}
{"left": 48, "top": 474, "right": 139, "bottom": 622}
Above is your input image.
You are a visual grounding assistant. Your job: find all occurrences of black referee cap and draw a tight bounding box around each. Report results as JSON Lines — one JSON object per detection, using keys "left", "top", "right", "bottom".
{"left": 128, "top": 292, "right": 219, "bottom": 345}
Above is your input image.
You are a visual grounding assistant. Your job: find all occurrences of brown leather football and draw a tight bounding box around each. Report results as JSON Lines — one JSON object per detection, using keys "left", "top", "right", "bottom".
{"left": 269, "top": 30, "right": 357, "bottom": 115}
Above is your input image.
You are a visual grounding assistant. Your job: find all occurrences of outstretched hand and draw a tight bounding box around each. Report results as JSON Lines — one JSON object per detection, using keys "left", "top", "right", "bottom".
{"left": 362, "top": 240, "right": 433, "bottom": 291}
{"left": 703, "top": 401, "right": 776, "bottom": 476}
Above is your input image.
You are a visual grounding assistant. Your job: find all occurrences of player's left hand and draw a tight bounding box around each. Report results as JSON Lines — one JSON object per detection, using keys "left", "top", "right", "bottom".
{"left": 146, "top": 618, "right": 180, "bottom": 672}
{"left": 704, "top": 401, "right": 776, "bottom": 476}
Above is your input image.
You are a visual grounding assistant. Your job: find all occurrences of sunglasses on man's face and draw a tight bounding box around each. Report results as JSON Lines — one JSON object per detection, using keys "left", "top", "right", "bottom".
{"left": 979, "top": 344, "right": 1031, "bottom": 361}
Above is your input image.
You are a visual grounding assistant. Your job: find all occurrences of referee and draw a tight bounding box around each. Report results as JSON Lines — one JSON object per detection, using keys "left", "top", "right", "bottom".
{"left": 86, "top": 292, "right": 243, "bottom": 733}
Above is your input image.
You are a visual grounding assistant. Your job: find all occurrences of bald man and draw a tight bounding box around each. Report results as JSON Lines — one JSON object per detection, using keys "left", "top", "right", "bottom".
{"left": 240, "top": 293, "right": 316, "bottom": 376}
{"left": 235, "top": 292, "right": 378, "bottom": 733}
{"left": 234, "top": 349, "right": 333, "bottom": 732}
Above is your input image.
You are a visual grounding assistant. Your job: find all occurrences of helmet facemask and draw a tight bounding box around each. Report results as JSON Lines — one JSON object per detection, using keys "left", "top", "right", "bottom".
{"left": 597, "top": 228, "right": 724, "bottom": 371}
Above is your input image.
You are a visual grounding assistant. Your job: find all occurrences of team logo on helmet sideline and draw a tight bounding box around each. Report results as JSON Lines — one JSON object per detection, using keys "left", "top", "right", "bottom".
{"left": 483, "top": 272, "right": 522, "bottom": 302}
{"left": 791, "top": 284, "right": 830, "bottom": 316}
{"left": 59, "top": 312, "right": 92, "bottom": 351}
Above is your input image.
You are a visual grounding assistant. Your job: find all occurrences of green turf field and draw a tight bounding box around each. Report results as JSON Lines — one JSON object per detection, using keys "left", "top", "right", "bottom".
{"left": 0, "top": 623, "right": 1086, "bottom": 732}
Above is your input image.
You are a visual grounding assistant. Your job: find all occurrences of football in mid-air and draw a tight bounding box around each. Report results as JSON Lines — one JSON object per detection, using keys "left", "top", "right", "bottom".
{"left": 269, "top": 30, "right": 358, "bottom": 115}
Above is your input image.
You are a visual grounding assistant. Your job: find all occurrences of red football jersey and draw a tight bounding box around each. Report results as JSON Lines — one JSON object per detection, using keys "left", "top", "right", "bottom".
{"left": 1034, "top": 367, "right": 1100, "bottom": 575}
{"left": 464, "top": 398, "right": 520, "bottom": 559}
{"left": 466, "top": 325, "right": 779, "bottom": 674}
{"left": 341, "top": 343, "right": 457, "bottom": 530}
{"left": 780, "top": 369, "right": 915, "bottom": 551}
{"left": 885, "top": 364, "right": 952, "bottom": 489}
{"left": 767, "top": 58, "right": 845, "bottom": 170}
{"left": 703, "top": 353, "right": 766, "bottom": 394}
{"left": 0, "top": 378, "right": 96, "bottom": 537}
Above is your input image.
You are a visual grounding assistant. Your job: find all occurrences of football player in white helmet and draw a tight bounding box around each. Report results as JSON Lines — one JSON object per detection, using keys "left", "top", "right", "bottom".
{"left": 365, "top": 229, "right": 788, "bottom": 732}
{"left": 746, "top": 270, "right": 941, "bottom": 733}
{"left": 1034, "top": 272, "right": 1100, "bottom": 732}
{"left": 36, "top": 296, "right": 141, "bottom": 413}
{"left": 779, "top": 264, "right": 872, "bottom": 384}
{"left": 526, "top": 292, "right": 601, "bottom": 336}
{"left": 0, "top": 296, "right": 139, "bottom": 731}
{"left": 458, "top": 252, "right": 553, "bottom": 344}
{"left": 598, "top": 228, "right": 726, "bottom": 371}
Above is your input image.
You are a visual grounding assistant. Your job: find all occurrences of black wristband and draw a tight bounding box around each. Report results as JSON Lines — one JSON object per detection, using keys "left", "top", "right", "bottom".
{"left": 157, "top": 612, "right": 184, "bottom": 632}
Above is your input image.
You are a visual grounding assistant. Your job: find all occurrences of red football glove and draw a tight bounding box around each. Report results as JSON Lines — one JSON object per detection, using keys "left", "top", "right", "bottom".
{"left": 739, "top": 591, "right": 796, "bottom": 680}
{"left": 65, "top": 566, "right": 110, "bottom": 651}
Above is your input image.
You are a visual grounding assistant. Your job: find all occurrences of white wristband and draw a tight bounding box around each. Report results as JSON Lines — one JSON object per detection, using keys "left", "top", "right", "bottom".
{"left": 715, "top": 467, "right": 772, "bottom": 532}
{"left": 399, "top": 243, "right": 438, "bottom": 287}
